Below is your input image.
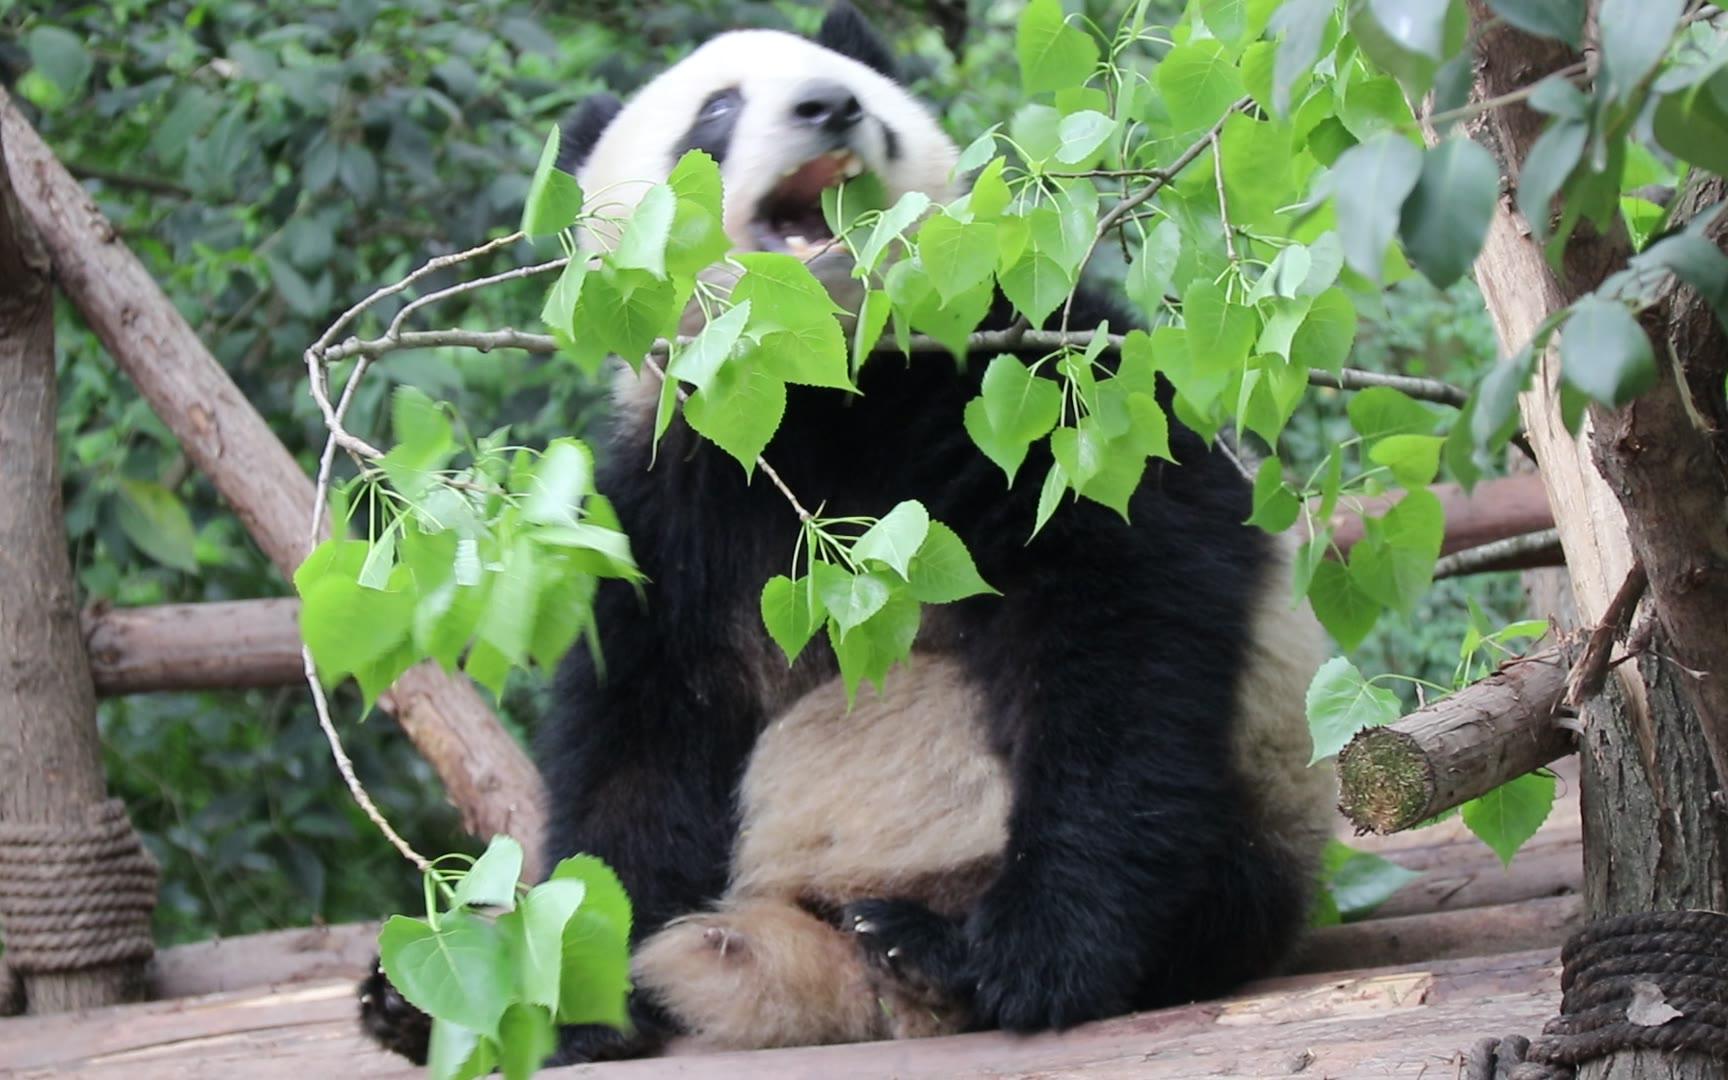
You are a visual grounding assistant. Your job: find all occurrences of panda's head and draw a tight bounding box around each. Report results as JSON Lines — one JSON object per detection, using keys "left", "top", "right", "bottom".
{"left": 560, "top": 4, "right": 958, "bottom": 276}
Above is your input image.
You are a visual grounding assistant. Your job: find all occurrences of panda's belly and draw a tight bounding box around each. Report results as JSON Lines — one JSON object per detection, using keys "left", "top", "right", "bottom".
{"left": 728, "top": 655, "right": 1011, "bottom": 919}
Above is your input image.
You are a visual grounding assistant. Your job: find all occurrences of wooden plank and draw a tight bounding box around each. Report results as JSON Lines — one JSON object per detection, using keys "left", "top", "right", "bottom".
{"left": 1289, "top": 893, "right": 1581, "bottom": 974}
{"left": 0, "top": 950, "right": 1561, "bottom": 1080}
{"left": 148, "top": 923, "right": 378, "bottom": 1000}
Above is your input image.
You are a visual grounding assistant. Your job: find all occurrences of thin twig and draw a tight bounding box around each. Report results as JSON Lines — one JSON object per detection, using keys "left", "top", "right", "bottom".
{"left": 1211, "top": 130, "right": 1238, "bottom": 263}
{"left": 1428, "top": 60, "right": 1589, "bottom": 127}
{"left": 386, "top": 256, "right": 568, "bottom": 338}
{"left": 1432, "top": 528, "right": 1564, "bottom": 579}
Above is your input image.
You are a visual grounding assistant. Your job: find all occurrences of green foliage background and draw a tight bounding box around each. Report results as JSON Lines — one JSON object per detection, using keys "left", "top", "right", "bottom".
{"left": 6, "top": 0, "right": 1509, "bottom": 947}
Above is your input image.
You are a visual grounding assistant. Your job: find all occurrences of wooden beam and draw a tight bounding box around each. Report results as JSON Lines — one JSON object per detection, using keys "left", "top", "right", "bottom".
{"left": 1337, "top": 649, "right": 1574, "bottom": 833}
{"left": 0, "top": 89, "right": 545, "bottom": 862}
{"left": 1324, "top": 473, "right": 1555, "bottom": 559}
{"left": 84, "top": 600, "right": 304, "bottom": 697}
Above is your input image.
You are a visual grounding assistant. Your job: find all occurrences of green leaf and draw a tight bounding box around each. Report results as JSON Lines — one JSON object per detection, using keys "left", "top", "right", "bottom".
{"left": 813, "top": 563, "right": 894, "bottom": 639}
{"left": 523, "top": 439, "right": 595, "bottom": 526}
{"left": 1560, "top": 297, "right": 1656, "bottom": 407}
{"left": 1598, "top": 0, "right": 1684, "bottom": 103}
{"left": 475, "top": 535, "right": 541, "bottom": 669}
{"left": 1516, "top": 119, "right": 1587, "bottom": 243}
{"left": 998, "top": 207, "right": 1077, "bottom": 327}
{"left": 853, "top": 501, "right": 931, "bottom": 579}
{"left": 761, "top": 574, "right": 825, "bottom": 663}
{"left": 1050, "top": 424, "right": 1106, "bottom": 491}
{"left": 732, "top": 254, "right": 850, "bottom": 389}
{"left": 507, "top": 879, "right": 587, "bottom": 1011}
{"left": 666, "top": 301, "right": 751, "bottom": 392}
{"left": 1183, "top": 279, "right": 1259, "bottom": 372}
{"left": 450, "top": 835, "right": 524, "bottom": 911}
{"left": 521, "top": 125, "right": 584, "bottom": 237}
{"left": 1032, "top": 462, "right": 1069, "bottom": 539}
{"left": 497, "top": 1003, "right": 557, "bottom": 1080}
{"left": 1308, "top": 559, "right": 1380, "bottom": 649}
{"left": 572, "top": 268, "right": 678, "bottom": 366}
{"left": 829, "top": 591, "right": 922, "bottom": 702}
{"left": 426, "top": 1020, "right": 492, "bottom": 1080}
{"left": 26, "top": 26, "right": 92, "bottom": 100}
{"left": 1246, "top": 457, "right": 1300, "bottom": 533}
{"left": 1269, "top": 0, "right": 1336, "bottom": 115}
{"left": 1471, "top": 348, "right": 1535, "bottom": 454}
{"left": 1369, "top": 434, "right": 1445, "bottom": 487}
{"left": 612, "top": 184, "right": 677, "bottom": 278}
{"left": 905, "top": 522, "right": 996, "bottom": 604}
{"left": 116, "top": 480, "right": 199, "bottom": 572}
{"left": 1486, "top": 0, "right": 1583, "bottom": 46}
{"left": 1632, "top": 228, "right": 1728, "bottom": 332}
{"left": 548, "top": 855, "right": 633, "bottom": 941}
{"left": 854, "top": 191, "right": 932, "bottom": 275}
{"left": 666, "top": 152, "right": 732, "bottom": 275}
{"left": 1158, "top": 40, "right": 1247, "bottom": 135}
{"left": 1348, "top": 387, "right": 1437, "bottom": 441}
{"left": 1462, "top": 772, "right": 1557, "bottom": 865}
{"left": 555, "top": 908, "right": 630, "bottom": 1028}
{"left": 683, "top": 361, "right": 786, "bottom": 474}
{"left": 1219, "top": 114, "right": 1293, "bottom": 225}
{"left": 955, "top": 128, "right": 1000, "bottom": 175}
{"left": 1351, "top": 0, "right": 1458, "bottom": 99}
{"left": 378, "top": 911, "right": 513, "bottom": 1039}
{"left": 1653, "top": 81, "right": 1728, "bottom": 179}
{"left": 1289, "top": 287, "right": 1357, "bottom": 375}
{"left": 1330, "top": 133, "right": 1423, "bottom": 283}
{"left": 1399, "top": 138, "right": 1499, "bottom": 289}
{"left": 1054, "top": 110, "right": 1116, "bottom": 165}
{"left": 1017, "top": 0, "right": 1100, "bottom": 95}
{"left": 1125, "top": 220, "right": 1182, "bottom": 314}
{"left": 1305, "top": 656, "right": 1401, "bottom": 763}
{"left": 1323, "top": 841, "right": 1421, "bottom": 920}
{"left": 918, "top": 216, "right": 998, "bottom": 304}
{"left": 1350, "top": 488, "right": 1445, "bottom": 613}
{"left": 964, "top": 354, "right": 1063, "bottom": 484}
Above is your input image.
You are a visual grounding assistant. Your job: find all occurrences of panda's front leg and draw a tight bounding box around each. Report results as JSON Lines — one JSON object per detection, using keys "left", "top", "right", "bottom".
{"left": 947, "top": 564, "right": 1248, "bottom": 1033}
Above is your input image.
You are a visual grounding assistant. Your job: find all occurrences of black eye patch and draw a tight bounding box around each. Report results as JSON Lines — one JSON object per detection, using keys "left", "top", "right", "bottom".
{"left": 674, "top": 87, "right": 743, "bottom": 167}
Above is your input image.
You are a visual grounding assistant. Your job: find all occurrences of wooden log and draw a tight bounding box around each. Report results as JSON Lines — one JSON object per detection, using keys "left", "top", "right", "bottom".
{"left": 1337, "top": 650, "right": 1574, "bottom": 833}
{"left": 0, "top": 106, "right": 151, "bottom": 1014}
{"left": 84, "top": 600, "right": 304, "bottom": 697}
{"left": 1288, "top": 894, "right": 1582, "bottom": 976}
{"left": 0, "top": 949, "right": 1566, "bottom": 1079}
{"left": 0, "top": 89, "right": 545, "bottom": 862}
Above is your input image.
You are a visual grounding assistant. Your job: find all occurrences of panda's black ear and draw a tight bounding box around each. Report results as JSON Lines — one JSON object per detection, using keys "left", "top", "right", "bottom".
{"left": 555, "top": 93, "right": 624, "bottom": 175}
{"left": 815, "top": 2, "right": 898, "bottom": 79}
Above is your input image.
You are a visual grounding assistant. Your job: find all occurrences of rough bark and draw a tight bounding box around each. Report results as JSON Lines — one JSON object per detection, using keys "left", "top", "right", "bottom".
{"left": 0, "top": 118, "right": 149, "bottom": 1012}
{"left": 1337, "top": 650, "right": 1573, "bottom": 833}
{"left": 1462, "top": 10, "right": 1728, "bottom": 1078}
{"left": 84, "top": 600, "right": 304, "bottom": 697}
{"left": 0, "top": 89, "right": 545, "bottom": 862}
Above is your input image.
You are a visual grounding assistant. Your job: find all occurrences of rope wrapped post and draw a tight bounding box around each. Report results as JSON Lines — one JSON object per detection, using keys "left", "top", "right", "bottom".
{"left": 0, "top": 116, "right": 156, "bottom": 1013}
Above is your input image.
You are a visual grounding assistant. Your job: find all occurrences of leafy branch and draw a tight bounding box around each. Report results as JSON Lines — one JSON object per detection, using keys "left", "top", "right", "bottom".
{"left": 319, "top": 325, "right": 1470, "bottom": 407}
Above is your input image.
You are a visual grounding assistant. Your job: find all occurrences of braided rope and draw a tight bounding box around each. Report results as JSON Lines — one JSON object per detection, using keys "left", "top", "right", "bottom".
{"left": 0, "top": 799, "right": 158, "bottom": 991}
{"left": 1466, "top": 910, "right": 1728, "bottom": 1080}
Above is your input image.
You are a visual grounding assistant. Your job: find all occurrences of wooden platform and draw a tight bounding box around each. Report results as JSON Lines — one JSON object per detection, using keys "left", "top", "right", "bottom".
{"left": 0, "top": 782, "right": 1584, "bottom": 1078}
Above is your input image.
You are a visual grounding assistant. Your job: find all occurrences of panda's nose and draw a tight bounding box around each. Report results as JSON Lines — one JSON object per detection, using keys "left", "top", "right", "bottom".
{"left": 791, "top": 81, "right": 863, "bottom": 134}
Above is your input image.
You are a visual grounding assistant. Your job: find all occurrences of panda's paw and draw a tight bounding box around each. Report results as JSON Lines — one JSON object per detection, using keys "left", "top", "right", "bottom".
{"left": 965, "top": 901, "right": 1131, "bottom": 1033}
{"left": 357, "top": 955, "right": 431, "bottom": 1065}
{"left": 841, "top": 898, "right": 972, "bottom": 1005}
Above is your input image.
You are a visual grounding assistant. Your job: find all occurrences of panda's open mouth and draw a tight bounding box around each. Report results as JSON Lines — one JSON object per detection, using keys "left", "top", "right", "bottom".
{"left": 749, "top": 149, "right": 865, "bottom": 256}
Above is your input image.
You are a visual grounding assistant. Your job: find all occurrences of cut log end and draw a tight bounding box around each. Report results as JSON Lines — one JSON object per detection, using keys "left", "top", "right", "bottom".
{"left": 1338, "top": 727, "right": 1435, "bottom": 834}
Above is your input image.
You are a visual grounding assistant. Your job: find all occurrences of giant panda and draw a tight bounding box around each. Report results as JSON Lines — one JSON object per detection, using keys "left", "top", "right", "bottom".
{"left": 361, "top": 2, "right": 1336, "bottom": 1066}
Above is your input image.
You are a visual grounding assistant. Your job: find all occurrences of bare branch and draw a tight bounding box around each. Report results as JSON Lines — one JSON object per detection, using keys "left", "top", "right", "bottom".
{"left": 1432, "top": 528, "right": 1564, "bottom": 579}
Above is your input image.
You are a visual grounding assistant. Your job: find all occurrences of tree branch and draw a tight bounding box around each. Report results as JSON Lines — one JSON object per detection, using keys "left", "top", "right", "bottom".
{"left": 1337, "top": 650, "right": 1574, "bottom": 834}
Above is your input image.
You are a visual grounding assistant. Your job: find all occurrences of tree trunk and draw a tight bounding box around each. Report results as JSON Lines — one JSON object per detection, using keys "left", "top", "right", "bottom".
{"left": 1462, "top": 9, "right": 1728, "bottom": 1078}
{"left": 0, "top": 118, "right": 150, "bottom": 1013}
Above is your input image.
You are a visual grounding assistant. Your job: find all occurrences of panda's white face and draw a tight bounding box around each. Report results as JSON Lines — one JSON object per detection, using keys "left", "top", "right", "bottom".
{"left": 576, "top": 29, "right": 958, "bottom": 276}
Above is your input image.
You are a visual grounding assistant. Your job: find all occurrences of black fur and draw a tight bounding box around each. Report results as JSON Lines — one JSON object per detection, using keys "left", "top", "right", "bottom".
{"left": 672, "top": 88, "right": 744, "bottom": 167}
{"left": 814, "top": 1, "right": 898, "bottom": 78}
{"left": 555, "top": 92, "right": 624, "bottom": 174}
{"left": 537, "top": 286, "right": 1312, "bottom": 1061}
